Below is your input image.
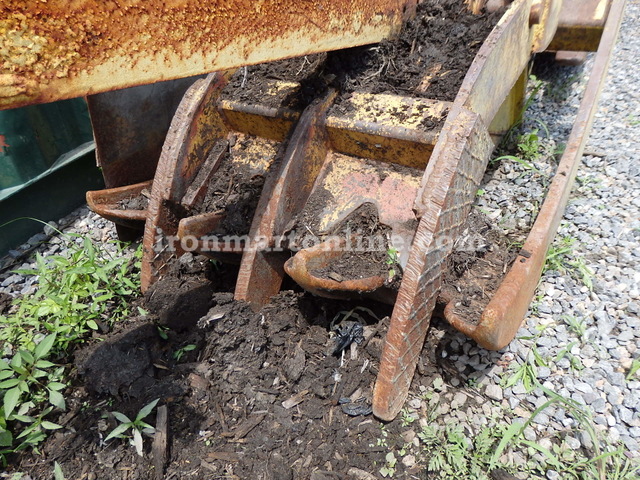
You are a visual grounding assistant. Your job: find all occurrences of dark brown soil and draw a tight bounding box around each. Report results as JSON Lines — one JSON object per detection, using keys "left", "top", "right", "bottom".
{"left": 222, "top": 54, "right": 328, "bottom": 110}
{"left": 193, "top": 136, "right": 278, "bottom": 236}
{"left": 326, "top": 0, "right": 504, "bottom": 102}
{"left": 17, "top": 281, "right": 425, "bottom": 480}
{"left": 11, "top": 243, "right": 505, "bottom": 480}
{"left": 118, "top": 193, "right": 149, "bottom": 210}
{"left": 307, "top": 204, "right": 398, "bottom": 283}
{"left": 440, "top": 209, "right": 519, "bottom": 323}
{"left": 0, "top": 291, "right": 13, "bottom": 315}
{"left": 289, "top": 199, "right": 399, "bottom": 284}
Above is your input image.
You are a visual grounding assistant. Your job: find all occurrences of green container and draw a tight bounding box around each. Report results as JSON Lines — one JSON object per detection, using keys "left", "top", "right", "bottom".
{"left": 0, "top": 98, "right": 103, "bottom": 256}
{"left": 0, "top": 98, "right": 94, "bottom": 190}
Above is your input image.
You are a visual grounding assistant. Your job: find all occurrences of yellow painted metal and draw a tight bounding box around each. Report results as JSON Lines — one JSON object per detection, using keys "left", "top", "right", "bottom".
{"left": 326, "top": 93, "right": 449, "bottom": 169}
{"left": 0, "top": 0, "right": 409, "bottom": 110}
{"left": 547, "top": 0, "right": 610, "bottom": 51}
{"left": 316, "top": 152, "right": 421, "bottom": 232}
{"left": 488, "top": 67, "right": 528, "bottom": 139}
{"left": 226, "top": 134, "right": 280, "bottom": 174}
{"left": 531, "top": 0, "right": 564, "bottom": 52}
{"left": 217, "top": 79, "right": 305, "bottom": 142}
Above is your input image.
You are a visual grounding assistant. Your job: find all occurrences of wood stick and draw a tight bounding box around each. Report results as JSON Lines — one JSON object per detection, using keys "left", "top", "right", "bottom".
{"left": 152, "top": 405, "right": 169, "bottom": 480}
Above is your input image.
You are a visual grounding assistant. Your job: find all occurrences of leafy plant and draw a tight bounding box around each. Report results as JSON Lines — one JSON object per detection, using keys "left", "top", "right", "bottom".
{"left": 0, "top": 334, "right": 64, "bottom": 465}
{"left": 626, "top": 359, "right": 640, "bottom": 381}
{"left": 555, "top": 341, "right": 584, "bottom": 372}
{"left": 492, "top": 153, "right": 542, "bottom": 174}
{"left": 385, "top": 247, "right": 399, "bottom": 282}
{"left": 544, "top": 236, "right": 593, "bottom": 290}
{"left": 400, "top": 407, "right": 417, "bottom": 427}
{"left": 416, "top": 422, "right": 510, "bottom": 479}
{"left": 0, "top": 236, "right": 141, "bottom": 353}
{"left": 54, "top": 461, "right": 66, "bottom": 480}
{"left": 173, "top": 344, "right": 196, "bottom": 362}
{"left": 105, "top": 398, "right": 158, "bottom": 457}
{"left": 503, "top": 344, "right": 547, "bottom": 393}
{"left": 0, "top": 224, "right": 141, "bottom": 463}
{"left": 562, "top": 315, "right": 587, "bottom": 340}
{"left": 379, "top": 451, "right": 397, "bottom": 477}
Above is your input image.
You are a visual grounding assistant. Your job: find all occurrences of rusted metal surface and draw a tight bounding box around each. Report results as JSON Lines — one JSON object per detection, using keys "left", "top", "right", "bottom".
{"left": 141, "top": 72, "right": 231, "bottom": 291}
{"left": 547, "top": 0, "right": 610, "bottom": 52}
{"left": 0, "top": 0, "right": 410, "bottom": 110}
{"left": 87, "top": 77, "right": 200, "bottom": 189}
{"left": 283, "top": 238, "right": 390, "bottom": 302}
{"left": 236, "top": 89, "right": 439, "bottom": 309}
{"left": 446, "top": 0, "right": 626, "bottom": 351}
{"left": 235, "top": 92, "right": 338, "bottom": 307}
{"left": 86, "top": 179, "right": 152, "bottom": 229}
{"left": 373, "top": 106, "right": 493, "bottom": 421}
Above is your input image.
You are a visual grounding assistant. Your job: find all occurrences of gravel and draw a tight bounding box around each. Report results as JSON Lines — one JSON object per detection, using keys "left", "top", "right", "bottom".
{"left": 426, "top": 0, "right": 640, "bottom": 460}
{"left": 0, "top": 0, "right": 638, "bottom": 474}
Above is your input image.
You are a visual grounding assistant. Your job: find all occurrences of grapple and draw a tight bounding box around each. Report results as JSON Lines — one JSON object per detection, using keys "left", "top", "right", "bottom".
{"left": 0, "top": 0, "right": 624, "bottom": 420}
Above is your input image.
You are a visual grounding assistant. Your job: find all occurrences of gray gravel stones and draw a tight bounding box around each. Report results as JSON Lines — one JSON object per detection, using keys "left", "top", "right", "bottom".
{"left": 0, "top": 206, "right": 124, "bottom": 298}
{"left": 407, "top": 2, "right": 640, "bottom": 468}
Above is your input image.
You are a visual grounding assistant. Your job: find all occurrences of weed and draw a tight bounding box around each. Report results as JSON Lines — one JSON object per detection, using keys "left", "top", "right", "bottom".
{"left": 555, "top": 341, "right": 584, "bottom": 372}
{"left": 156, "top": 325, "right": 170, "bottom": 341}
{"left": 516, "top": 128, "right": 546, "bottom": 162}
{"left": 503, "top": 343, "right": 547, "bottom": 393}
{"left": 0, "top": 227, "right": 141, "bottom": 462}
{"left": 53, "top": 461, "right": 66, "bottom": 480}
{"left": 105, "top": 398, "right": 158, "bottom": 457}
{"left": 0, "top": 333, "right": 66, "bottom": 464}
{"left": 417, "top": 421, "right": 512, "bottom": 479}
{"left": 400, "top": 407, "right": 418, "bottom": 427}
{"left": 492, "top": 154, "right": 542, "bottom": 174}
{"left": 1, "top": 237, "right": 141, "bottom": 352}
{"left": 385, "top": 247, "right": 399, "bottom": 282}
{"left": 371, "top": 424, "right": 389, "bottom": 448}
{"left": 562, "top": 315, "right": 587, "bottom": 340}
{"left": 173, "top": 344, "right": 197, "bottom": 362}
{"left": 626, "top": 114, "right": 640, "bottom": 127}
{"left": 379, "top": 451, "right": 397, "bottom": 477}
{"left": 544, "top": 236, "right": 593, "bottom": 290}
{"left": 626, "top": 359, "right": 640, "bottom": 381}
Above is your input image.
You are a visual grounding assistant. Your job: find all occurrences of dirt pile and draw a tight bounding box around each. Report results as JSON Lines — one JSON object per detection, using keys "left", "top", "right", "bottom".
{"left": 327, "top": 0, "right": 504, "bottom": 101}
{"left": 440, "top": 210, "right": 519, "bottom": 322}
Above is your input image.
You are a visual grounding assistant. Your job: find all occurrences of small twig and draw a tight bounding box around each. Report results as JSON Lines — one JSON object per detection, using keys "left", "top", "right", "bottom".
{"left": 296, "top": 56, "right": 311, "bottom": 75}
{"left": 240, "top": 66, "right": 248, "bottom": 88}
{"left": 582, "top": 149, "right": 607, "bottom": 158}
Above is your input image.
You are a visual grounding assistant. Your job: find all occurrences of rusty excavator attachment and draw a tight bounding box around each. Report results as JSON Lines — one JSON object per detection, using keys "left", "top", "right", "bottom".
{"left": 2, "top": 0, "right": 624, "bottom": 420}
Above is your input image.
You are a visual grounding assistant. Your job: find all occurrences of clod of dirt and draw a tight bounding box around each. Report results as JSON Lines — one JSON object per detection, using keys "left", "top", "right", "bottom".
{"left": 440, "top": 210, "right": 518, "bottom": 322}
{"left": 0, "top": 291, "right": 13, "bottom": 315}
{"left": 75, "top": 323, "right": 164, "bottom": 397}
{"left": 145, "top": 253, "right": 214, "bottom": 330}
